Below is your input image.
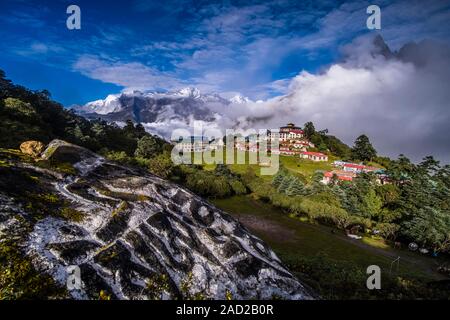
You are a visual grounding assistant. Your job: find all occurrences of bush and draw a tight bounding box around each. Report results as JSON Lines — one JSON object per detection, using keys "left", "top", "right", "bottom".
{"left": 134, "top": 135, "right": 163, "bottom": 158}
{"left": 185, "top": 171, "right": 232, "bottom": 198}
{"left": 229, "top": 179, "right": 247, "bottom": 195}
{"left": 104, "top": 151, "right": 134, "bottom": 165}
{"left": 146, "top": 153, "right": 175, "bottom": 179}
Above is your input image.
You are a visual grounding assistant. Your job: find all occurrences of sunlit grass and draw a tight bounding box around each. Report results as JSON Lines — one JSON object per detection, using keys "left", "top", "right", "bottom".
{"left": 362, "top": 236, "right": 390, "bottom": 249}
{"left": 212, "top": 195, "right": 441, "bottom": 281}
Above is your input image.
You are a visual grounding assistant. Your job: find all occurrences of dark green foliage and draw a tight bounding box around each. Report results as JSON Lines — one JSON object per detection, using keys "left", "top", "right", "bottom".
{"left": 146, "top": 152, "right": 175, "bottom": 179}
{"left": 303, "top": 121, "right": 315, "bottom": 140}
{"left": 309, "top": 130, "right": 351, "bottom": 159}
{"left": 374, "top": 155, "right": 392, "bottom": 169}
{"left": 185, "top": 170, "right": 232, "bottom": 198}
{"left": 135, "top": 135, "right": 163, "bottom": 158}
{"left": 403, "top": 207, "right": 450, "bottom": 252}
{"left": 286, "top": 178, "right": 306, "bottom": 196}
{"left": 277, "top": 175, "right": 293, "bottom": 194}
{"left": 229, "top": 179, "right": 247, "bottom": 195}
{"left": 386, "top": 156, "right": 450, "bottom": 252}
{"left": 214, "top": 164, "right": 234, "bottom": 177}
{"left": 0, "top": 70, "right": 169, "bottom": 157}
{"left": 179, "top": 165, "right": 248, "bottom": 199}
{"left": 351, "top": 134, "right": 377, "bottom": 162}
{"left": 271, "top": 170, "right": 285, "bottom": 188}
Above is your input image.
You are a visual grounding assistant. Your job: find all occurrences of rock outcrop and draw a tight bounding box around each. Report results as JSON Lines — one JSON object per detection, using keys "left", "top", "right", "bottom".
{"left": 0, "top": 140, "right": 314, "bottom": 300}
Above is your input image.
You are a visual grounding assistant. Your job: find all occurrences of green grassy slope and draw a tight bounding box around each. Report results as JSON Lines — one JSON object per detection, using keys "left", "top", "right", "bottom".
{"left": 212, "top": 195, "right": 443, "bottom": 281}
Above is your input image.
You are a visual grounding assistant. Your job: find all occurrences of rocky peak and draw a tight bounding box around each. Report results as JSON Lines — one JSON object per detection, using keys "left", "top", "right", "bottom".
{"left": 176, "top": 87, "right": 202, "bottom": 99}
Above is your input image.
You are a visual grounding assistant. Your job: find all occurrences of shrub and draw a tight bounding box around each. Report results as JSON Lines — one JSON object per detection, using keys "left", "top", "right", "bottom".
{"left": 229, "top": 179, "right": 247, "bottom": 195}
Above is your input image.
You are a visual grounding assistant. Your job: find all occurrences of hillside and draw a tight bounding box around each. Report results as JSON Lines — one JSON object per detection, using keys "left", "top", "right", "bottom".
{"left": 212, "top": 195, "right": 449, "bottom": 299}
{"left": 0, "top": 140, "right": 313, "bottom": 299}
{"left": 0, "top": 70, "right": 169, "bottom": 157}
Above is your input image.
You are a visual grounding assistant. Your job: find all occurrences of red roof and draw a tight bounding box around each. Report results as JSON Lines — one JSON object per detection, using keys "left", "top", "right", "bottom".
{"left": 324, "top": 171, "right": 354, "bottom": 181}
{"left": 301, "top": 151, "right": 327, "bottom": 157}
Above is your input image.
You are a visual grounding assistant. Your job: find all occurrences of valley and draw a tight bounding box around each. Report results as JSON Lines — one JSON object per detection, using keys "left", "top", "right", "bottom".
{"left": 212, "top": 195, "right": 448, "bottom": 299}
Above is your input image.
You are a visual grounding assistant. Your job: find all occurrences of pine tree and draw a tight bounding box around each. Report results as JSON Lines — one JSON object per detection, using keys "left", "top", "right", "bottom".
{"left": 351, "top": 134, "right": 377, "bottom": 162}
{"left": 286, "top": 178, "right": 305, "bottom": 196}
{"left": 310, "top": 171, "right": 324, "bottom": 194}
{"left": 272, "top": 171, "right": 285, "bottom": 188}
{"left": 277, "top": 176, "right": 293, "bottom": 194}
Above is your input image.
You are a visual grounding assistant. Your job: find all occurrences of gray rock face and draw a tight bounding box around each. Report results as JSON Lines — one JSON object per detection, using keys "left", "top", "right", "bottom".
{"left": 0, "top": 140, "right": 314, "bottom": 300}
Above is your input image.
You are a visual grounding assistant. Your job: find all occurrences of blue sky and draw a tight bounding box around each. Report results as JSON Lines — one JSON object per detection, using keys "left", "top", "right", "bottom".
{"left": 1, "top": 0, "right": 450, "bottom": 106}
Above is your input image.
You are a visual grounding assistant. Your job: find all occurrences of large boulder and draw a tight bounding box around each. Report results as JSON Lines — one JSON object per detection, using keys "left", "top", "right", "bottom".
{"left": 3, "top": 140, "right": 315, "bottom": 300}
{"left": 41, "top": 139, "right": 98, "bottom": 163}
{"left": 19, "top": 140, "right": 45, "bottom": 157}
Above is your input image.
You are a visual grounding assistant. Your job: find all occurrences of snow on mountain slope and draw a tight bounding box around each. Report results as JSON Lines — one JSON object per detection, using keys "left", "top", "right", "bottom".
{"left": 229, "top": 95, "right": 253, "bottom": 104}
{"left": 72, "top": 88, "right": 252, "bottom": 138}
{"left": 78, "top": 94, "right": 123, "bottom": 115}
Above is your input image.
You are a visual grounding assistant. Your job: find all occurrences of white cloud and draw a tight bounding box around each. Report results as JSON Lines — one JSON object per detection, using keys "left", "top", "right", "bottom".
{"left": 73, "top": 55, "right": 184, "bottom": 91}
{"left": 221, "top": 35, "right": 450, "bottom": 163}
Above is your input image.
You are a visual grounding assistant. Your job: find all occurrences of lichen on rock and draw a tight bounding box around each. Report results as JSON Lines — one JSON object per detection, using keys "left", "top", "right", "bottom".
{"left": 19, "top": 140, "right": 45, "bottom": 158}
{"left": 1, "top": 140, "right": 315, "bottom": 300}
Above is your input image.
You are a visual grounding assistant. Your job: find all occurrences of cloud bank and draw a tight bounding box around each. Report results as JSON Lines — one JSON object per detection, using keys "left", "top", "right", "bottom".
{"left": 222, "top": 35, "right": 450, "bottom": 163}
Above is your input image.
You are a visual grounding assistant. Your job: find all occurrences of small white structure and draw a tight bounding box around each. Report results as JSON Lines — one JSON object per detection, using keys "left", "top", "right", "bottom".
{"left": 173, "top": 136, "right": 210, "bottom": 152}
{"left": 300, "top": 151, "right": 328, "bottom": 162}
{"left": 279, "top": 146, "right": 297, "bottom": 156}
{"left": 333, "top": 161, "right": 379, "bottom": 173}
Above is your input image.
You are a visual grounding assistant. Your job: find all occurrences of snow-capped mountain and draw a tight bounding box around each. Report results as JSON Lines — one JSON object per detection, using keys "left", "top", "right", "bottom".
{"left": 79, "top": 94, "right": 123, "bottom": 115}
{"left": 73, "top": 88, "right": 252, "bottom": 139}
{"left": 175, "top": 87, "right": 201, "bottom": 99}
{"left": 229, "top": 94, "right": 253, "bottom": 104}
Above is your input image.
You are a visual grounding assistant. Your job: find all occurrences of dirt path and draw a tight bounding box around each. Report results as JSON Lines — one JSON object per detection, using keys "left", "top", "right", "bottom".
{"left": 234, "top": 214, "right": 299, "bottom": 243}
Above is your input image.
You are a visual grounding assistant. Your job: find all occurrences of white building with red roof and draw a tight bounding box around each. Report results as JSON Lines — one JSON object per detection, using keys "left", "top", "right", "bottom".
{"left": 332, "top": 161, "right": 379, "bottom": 173}
{"left": 268, "top": 123, "right": 304, "bottom": 142}
{"left": 300, "top": 151, "right": 328, "bottom": 162}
